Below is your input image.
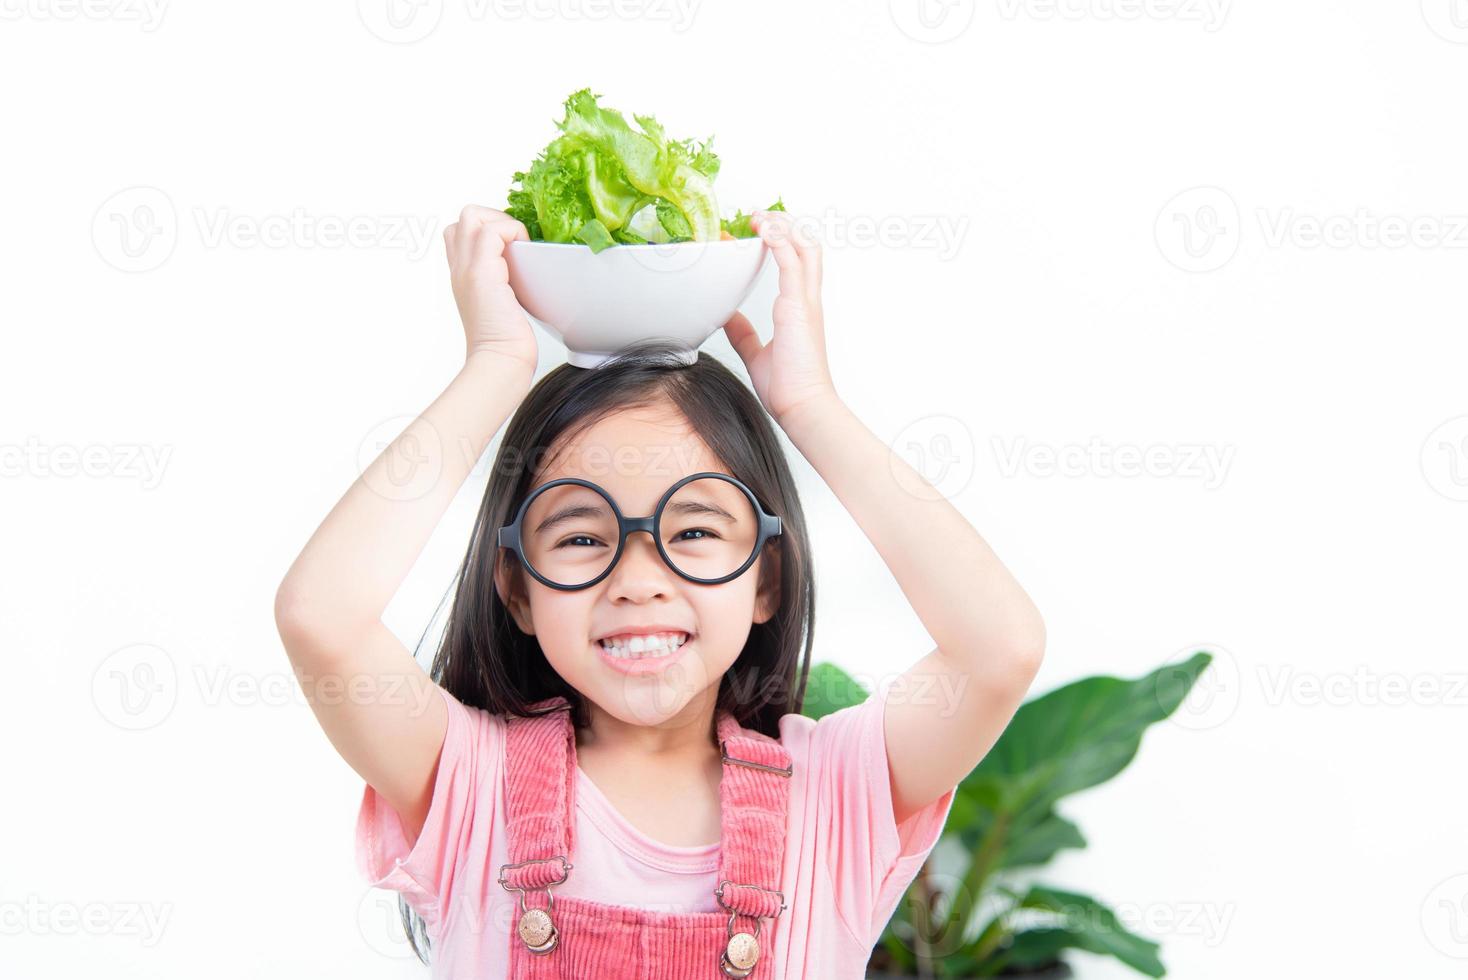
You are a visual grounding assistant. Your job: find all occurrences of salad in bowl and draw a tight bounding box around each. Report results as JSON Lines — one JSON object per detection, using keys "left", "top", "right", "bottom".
{"left": 501, "top": 89, "right": 783, "bottom": 368}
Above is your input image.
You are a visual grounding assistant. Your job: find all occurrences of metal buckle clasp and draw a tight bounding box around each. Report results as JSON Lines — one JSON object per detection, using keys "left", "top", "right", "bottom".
{"left": 714, "top": 879, "right": 787, "bottom": 916}
{"left": 715, "top": 880, "right": 784, "bottom": 978}
{"left": 719, "top": 740, "right": 793, "bottom": 777}
{"left": 497, "top": 854, "right": 572, "bottom": 890}
{"left": 499, "top": 856, "right": 572, "bottom": 956}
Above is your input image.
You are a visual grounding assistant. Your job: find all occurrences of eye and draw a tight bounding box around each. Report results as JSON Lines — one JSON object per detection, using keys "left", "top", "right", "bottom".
{"left": 674, "top": 528, "right": 720, "bottom": 542}
{"left": 557, "top": 535, "right": 606, "bottom": 549}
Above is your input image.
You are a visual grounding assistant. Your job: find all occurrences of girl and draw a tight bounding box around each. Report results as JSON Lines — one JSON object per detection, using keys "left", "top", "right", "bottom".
{"left": 274, "top": 205, "right": 1046, "bottom": 978}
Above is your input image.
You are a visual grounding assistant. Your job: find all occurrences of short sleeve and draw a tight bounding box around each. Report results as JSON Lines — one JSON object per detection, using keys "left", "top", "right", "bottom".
{"left": 354, "top": 685, "right": 500, "bottom": 937}
{"left": 813, "top": 684, "right": 958, "bottom": 945}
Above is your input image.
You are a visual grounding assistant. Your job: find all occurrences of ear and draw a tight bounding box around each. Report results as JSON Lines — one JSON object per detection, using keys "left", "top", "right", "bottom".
{"left": 494, "top": 550, "right": 536, "bottom": 636}
{"left": 751, "top": 540, "right": 782, "bottom": 624}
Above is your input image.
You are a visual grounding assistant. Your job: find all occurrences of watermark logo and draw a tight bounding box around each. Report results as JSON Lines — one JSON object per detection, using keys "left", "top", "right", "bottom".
{"left": 0, "top": 896, "right": 173, "bottom": 945}
{"left": 1421, "top": 416, "right": 1468, "bottom": 502}
{"left": 358, "top": 415, "right": 445, "bottom": 503}
{"left": 1256, "top": 665, "right": 1468, "bottom": 708}
{"left": 889, "top": 0, "right": 976, "bottom": 43}
{"left": 193, "top": 207, "right": 436, "bottom": 258}
{"left": 1257, "top": 208, "right": 1468, "bottom": 251}
{"left": 992, "top": 436, "right": 1235, "bottom": 489}
{"left": 1160, "top": 649, "right": 1468, "bottom": 729}
{"left": 358, "top": 888, "right": 417, "bottom": 958}
{"left": 1162, "top": 644, "right": 1240, "bottom": 731}
{"left": 1006, "top": 897, "right": 1235, "bottom": 948}
{"left": 1157, "top": 188, "right": 1468, "bottom": 271}
{"left": 92, "top": 186, "right": 177, "bottom": 273}
{"left": 1423, "top": 873, "right": 1468, "bottom": 958}
{"left": 92, "top": 651, "right": 441, "bottom": 728}
{"left": 1155, "top": 186, "right": 1240, "bottom": 273}
{"left": 890, "top": 414, "right": 977, "bottom": 501}
{"left": 92, "top": 643, "right": 178, "bottom": 731}
{"left": 92, "top": 187, "right": 438, "bottom": 272}
{"left": 357, "top": 0, "right": 443, "bottom": 42}
{"left": 0, "top": 437, "right": 173, "bottom": 488}
{"left": 1422, "top": 0, "right": 1468, "bottom": 43}
{"left": 792, "top": 208, "right": 970, "bottom": 260}
{"left": 0, "top": 0, "right": 168, "bottom": 30}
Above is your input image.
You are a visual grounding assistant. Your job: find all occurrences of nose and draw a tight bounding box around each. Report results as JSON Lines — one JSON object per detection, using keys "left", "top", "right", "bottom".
{"left": 606, "top": 529, "right": 675, "bottom": 598}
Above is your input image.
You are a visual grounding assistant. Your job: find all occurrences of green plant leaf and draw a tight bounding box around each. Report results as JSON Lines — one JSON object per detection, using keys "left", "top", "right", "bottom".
{"left": 1000, "top": 809, "right": 1086, "bottom": 869}
{"left": 932, "top": 654, "right": 1208, "bottom": 975}
{"left": 961, "top": 652, "right": 1212, "bottom": 824}
{"left": 799, "top": 662, "right": 870, "bottom": 721}
{"left": 997, "top": 927, "right": 1073, "bottom": 970}
{"left": 1013, "top": 886, "right": 1166, "bottom": 977}
{"left": 821, "top": 653, "right": 1208, "bottom": 978}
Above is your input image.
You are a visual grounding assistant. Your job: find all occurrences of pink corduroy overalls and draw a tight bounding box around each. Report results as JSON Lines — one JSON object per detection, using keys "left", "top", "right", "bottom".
{"left": 496, "top": 696, "right": 793, "bottom": 979}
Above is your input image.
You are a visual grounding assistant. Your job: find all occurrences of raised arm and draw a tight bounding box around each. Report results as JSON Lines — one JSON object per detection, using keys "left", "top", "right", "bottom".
{"left": 273, "top": 207, "right": 538, "bottom": 841}
{"left": 723, "top": 210, "right": 1045, "bottom": 827}
{"left": 778, "top": 396, "right": 1045, "bottom": 824}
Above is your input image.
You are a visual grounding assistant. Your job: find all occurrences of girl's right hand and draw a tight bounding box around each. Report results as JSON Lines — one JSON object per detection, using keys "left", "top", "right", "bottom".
{"left": 444, "top": 205, "right": 538, "bottom": 372}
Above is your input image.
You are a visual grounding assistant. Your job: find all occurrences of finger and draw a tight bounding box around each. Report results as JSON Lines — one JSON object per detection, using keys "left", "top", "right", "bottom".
{"left": 470, "top": 210, "right": 529, "bottom": 251}
{"left": 751, "top": 212, "right": 806, "bottom": 300}
{"left": 800, "top": 233, "right": 821, "bottom": 298}
{"left": 498, "top": 216, "right": 530, "bottom": 245}
{"left": 443, "top": 221, "right": 459, "bottom": 267}
{"left": 760, "top": 211, "right": 822, "bottom": 297}
{"left": 752, "top": 210, "right": 812, "bottom": 250}
{"left": 456, "top": 206, "right": 527, "bottom": 262}
{"left": 450, "top": 222, "right": 473, "bottom": 278}
{"left": 456, "top": 204, "right": 508, "bottom": 230}
{"left": 721, "top": 311, "right": 763, "bottom": 365}
{"left": 468, "top": 221, "right": 513, "bottom": 281}
{"left": 785, "top": 213, "right": 822, "bottom": 260}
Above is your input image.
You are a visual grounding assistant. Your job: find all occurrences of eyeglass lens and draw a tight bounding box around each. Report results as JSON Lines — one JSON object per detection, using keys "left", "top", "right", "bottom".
{"left": 521, "top": 477, "right": 760, "bottom": 587}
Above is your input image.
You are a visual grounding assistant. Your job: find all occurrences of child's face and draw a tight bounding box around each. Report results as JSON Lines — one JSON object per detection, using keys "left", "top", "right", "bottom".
{"left": 495, "top": 399, "right": 781, "bottom": 731}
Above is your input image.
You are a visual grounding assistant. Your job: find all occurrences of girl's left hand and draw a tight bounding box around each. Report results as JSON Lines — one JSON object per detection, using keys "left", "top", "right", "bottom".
{"left": 722, "top": 210, "right": 839, "bottom": 426}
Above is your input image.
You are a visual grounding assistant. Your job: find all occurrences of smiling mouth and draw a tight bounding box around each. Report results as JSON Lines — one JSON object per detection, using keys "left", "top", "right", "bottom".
{"left": 595, "top": 631, "right": 692, "bottom": 660}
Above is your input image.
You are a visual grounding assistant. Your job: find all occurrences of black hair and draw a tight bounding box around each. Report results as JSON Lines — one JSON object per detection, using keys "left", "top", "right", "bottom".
{"left": 398, "top": 339, "right": 815, "bottom": 962}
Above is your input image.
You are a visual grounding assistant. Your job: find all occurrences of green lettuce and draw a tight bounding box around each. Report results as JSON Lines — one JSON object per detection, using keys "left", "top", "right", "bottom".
{"left": 721, "top": 198, "right": 786, "bottom": 239}
{"left": 506, "top": 89, "right": 780, "bottom": 253}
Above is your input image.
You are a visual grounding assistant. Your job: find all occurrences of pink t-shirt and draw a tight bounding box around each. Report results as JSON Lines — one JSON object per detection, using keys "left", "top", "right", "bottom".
{"left": 356, "top": 682, "right": 957, "bottom": 978}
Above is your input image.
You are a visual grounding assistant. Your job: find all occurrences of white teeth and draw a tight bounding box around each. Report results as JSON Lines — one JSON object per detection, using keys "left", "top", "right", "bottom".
{"left": 598, "top": 632, "right": 689, "bottom": 659}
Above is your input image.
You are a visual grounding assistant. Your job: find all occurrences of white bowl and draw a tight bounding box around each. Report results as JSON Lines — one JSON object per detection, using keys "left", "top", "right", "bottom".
{"left": 504, "top": 237, "right": 769, "bottom": 369}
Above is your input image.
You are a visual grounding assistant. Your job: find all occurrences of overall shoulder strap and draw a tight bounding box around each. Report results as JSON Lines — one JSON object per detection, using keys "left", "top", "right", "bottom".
{"left": 499, "top": 697, "right": 575, "bottom": 892}
{"left": 713, "top": 711, "right": 793, "bottom": 922}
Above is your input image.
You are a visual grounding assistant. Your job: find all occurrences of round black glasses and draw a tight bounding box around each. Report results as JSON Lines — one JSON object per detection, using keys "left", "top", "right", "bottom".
{"left": 496, "top": 472, "right": 783, "bottom": 591}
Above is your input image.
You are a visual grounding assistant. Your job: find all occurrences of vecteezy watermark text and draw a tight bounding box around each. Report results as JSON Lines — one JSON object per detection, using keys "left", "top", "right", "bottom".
{"left": 92, "top": 643, "right": 442, "bottom": 731}
{"left": 1157, "top": 186, "right": 1468, "bottom": 272}
{"left": 356, "top": 0, "right": 701, "bottom": 44}
{"left": 92, "top": 186, "right": 438, "bottom": 273}
{"left": 193, "top": 208, "right": 436, "bottom": 258}
{"left": 992, "top": 436, "right": 1235, "bottom": 489}
{"left": 0, "top": 896, "right": 172, "bottom": 946}
{"left": 0, "top": 0, "right": 167, "bottom": 30}
{"left": 995, "top": 0, "right": 1229, "bottom": 31}
{"left": 1, "top": 438, "right": 172, "bottom": 489}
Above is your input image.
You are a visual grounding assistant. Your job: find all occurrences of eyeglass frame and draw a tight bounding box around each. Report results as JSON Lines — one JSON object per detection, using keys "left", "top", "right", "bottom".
{"left": 496, "top": 471, "right": 783, "bottom": 592}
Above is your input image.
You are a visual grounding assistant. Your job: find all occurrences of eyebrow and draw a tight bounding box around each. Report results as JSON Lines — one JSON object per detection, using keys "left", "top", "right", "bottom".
{"left": 532, "top": 503, "right": 611, "bottom": 536}
{"left": 531, "top": 497, "right": 737, "bottom": 535}
{"left": 664, "top": 499, "right": 737, "bottom": 523}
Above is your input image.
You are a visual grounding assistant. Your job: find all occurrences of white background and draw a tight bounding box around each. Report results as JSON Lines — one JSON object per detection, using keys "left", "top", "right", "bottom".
{"left": 3, "top": 1, "right": 1467, "bottom": 977}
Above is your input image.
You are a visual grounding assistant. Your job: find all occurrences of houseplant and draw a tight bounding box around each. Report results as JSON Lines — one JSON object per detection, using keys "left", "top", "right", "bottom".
{"left": 800, "top": 652, "right": 1213, "bottom": 978}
